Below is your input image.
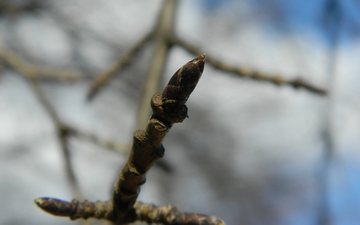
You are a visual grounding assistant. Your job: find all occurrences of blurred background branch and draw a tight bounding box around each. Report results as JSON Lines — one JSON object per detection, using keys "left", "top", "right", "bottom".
{"left": 0, "top": 0, "right": 359, "bottom": 225}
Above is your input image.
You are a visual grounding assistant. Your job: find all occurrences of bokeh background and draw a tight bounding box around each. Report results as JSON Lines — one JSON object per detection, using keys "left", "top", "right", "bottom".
{"left": 0, "top": 0, "right": 360, "bottom": 225}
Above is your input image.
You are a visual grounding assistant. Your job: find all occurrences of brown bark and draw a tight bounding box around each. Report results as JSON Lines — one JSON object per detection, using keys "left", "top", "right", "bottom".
{"left": 112, "top": 54, "right": 205, "bottom": 223}
{"left": 34, "top": 198, "right": 226, "bottom": 225}
{"left": 132, "top": 201, "right": 226, "bottom": 225}
{"left": 34, "top": 197, "right": 114, "bottom": 221}
{"left": 34, "top": 55, "right": 226, "bottom": 225}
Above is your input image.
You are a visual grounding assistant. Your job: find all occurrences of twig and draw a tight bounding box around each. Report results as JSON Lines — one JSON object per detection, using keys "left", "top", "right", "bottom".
{"left": 113, "top": 54, "right": 205, "bottom": 222}
{"left": 0, "top": 47, "right": 82, "bottom": 81}
{"left": 133, "top": 201, "right": 225, "bottom": 225}
{"left": 35, "top": 55, "right": 225, "bottom": 224}
{"left": 1, "top": 48, "right": 84, "bottom": 201}
{"left": 34, "top": 198, "right": 114, "bottom": 221}
{"left": 135, "top": 0, "right": 178, "bottom": 129}
{"left": 34, "top": 198, "right": 226, "bottom": 225}
{"left": 170, "top": 35, "right": 328, "bottom": 95}
{"left": 0, "top": 0, "right": 45, "bottom": 14}
{"left": 66, "top": 126, "right": 173, "bottom": 172}
{"left": 27, "top": 79, "right": 83, "bottom": 201}
{"left": 28, "top": 80, "right": 90, "bottom": 225}
{"left": 318, "top": 1, "right": 341, "bottom": 225}
{"left": 66, "top": 126, "right": 129, "bottom": 155}
{"left": 87, "top": 31, "right": 154, "bottom": 100}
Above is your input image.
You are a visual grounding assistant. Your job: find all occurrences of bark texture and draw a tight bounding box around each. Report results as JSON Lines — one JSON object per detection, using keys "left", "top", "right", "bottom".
{"left": 35, "top": 55, "right": 226, "bottom": 225}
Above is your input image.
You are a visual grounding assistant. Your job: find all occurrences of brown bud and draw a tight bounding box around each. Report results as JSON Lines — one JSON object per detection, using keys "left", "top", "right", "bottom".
{"left": 162, "top": 54, "right": 205, "bottom": 103}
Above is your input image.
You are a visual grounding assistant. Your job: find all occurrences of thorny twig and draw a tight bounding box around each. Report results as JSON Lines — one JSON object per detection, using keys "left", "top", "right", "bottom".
{"left": 35, "top": 55, "right": 226, "bottom": 225}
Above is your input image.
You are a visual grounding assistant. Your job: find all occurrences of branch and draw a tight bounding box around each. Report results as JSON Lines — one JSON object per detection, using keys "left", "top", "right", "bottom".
{"left": 34, "top": 55, "right": 226, "bottom": 224}
{"left": 2, "top": 35, "right": 88, "bottom": 225}
{"left": 0, "top": 47, "right": 82, "bottom": 81}
{"left": 66, "top": 126, "right": 129, "bottom": 155}
{"left": 170, "top": 35, "right": 327, "bottom": 95}
{"left": 87, "top": 31, "right": 154, "bottom": 100}
{"left": 112, "top": 54, "right": 205, "bottom": 222}
{"left": 66, "top": 126, "right": 173, "bottom": 173}
{"left": 133, "top": 201, "right": 225, "bottom": 225}
{"left": 2, "top": 50, "right": 84, "bottom": 200}
{"left": 135, "top": 0, "right": 178, "bottom": 130}
{"left": 34, "top": 198, "right": 226, "bottom": 225}
{"left": 27, "top": 79, "right": 83, "bottom": 200}
{"left": 0, "top": 0, "right": 45, "bottom": 14}
{"left": 34, "top": 198, "right": 114, "bottom": 221}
